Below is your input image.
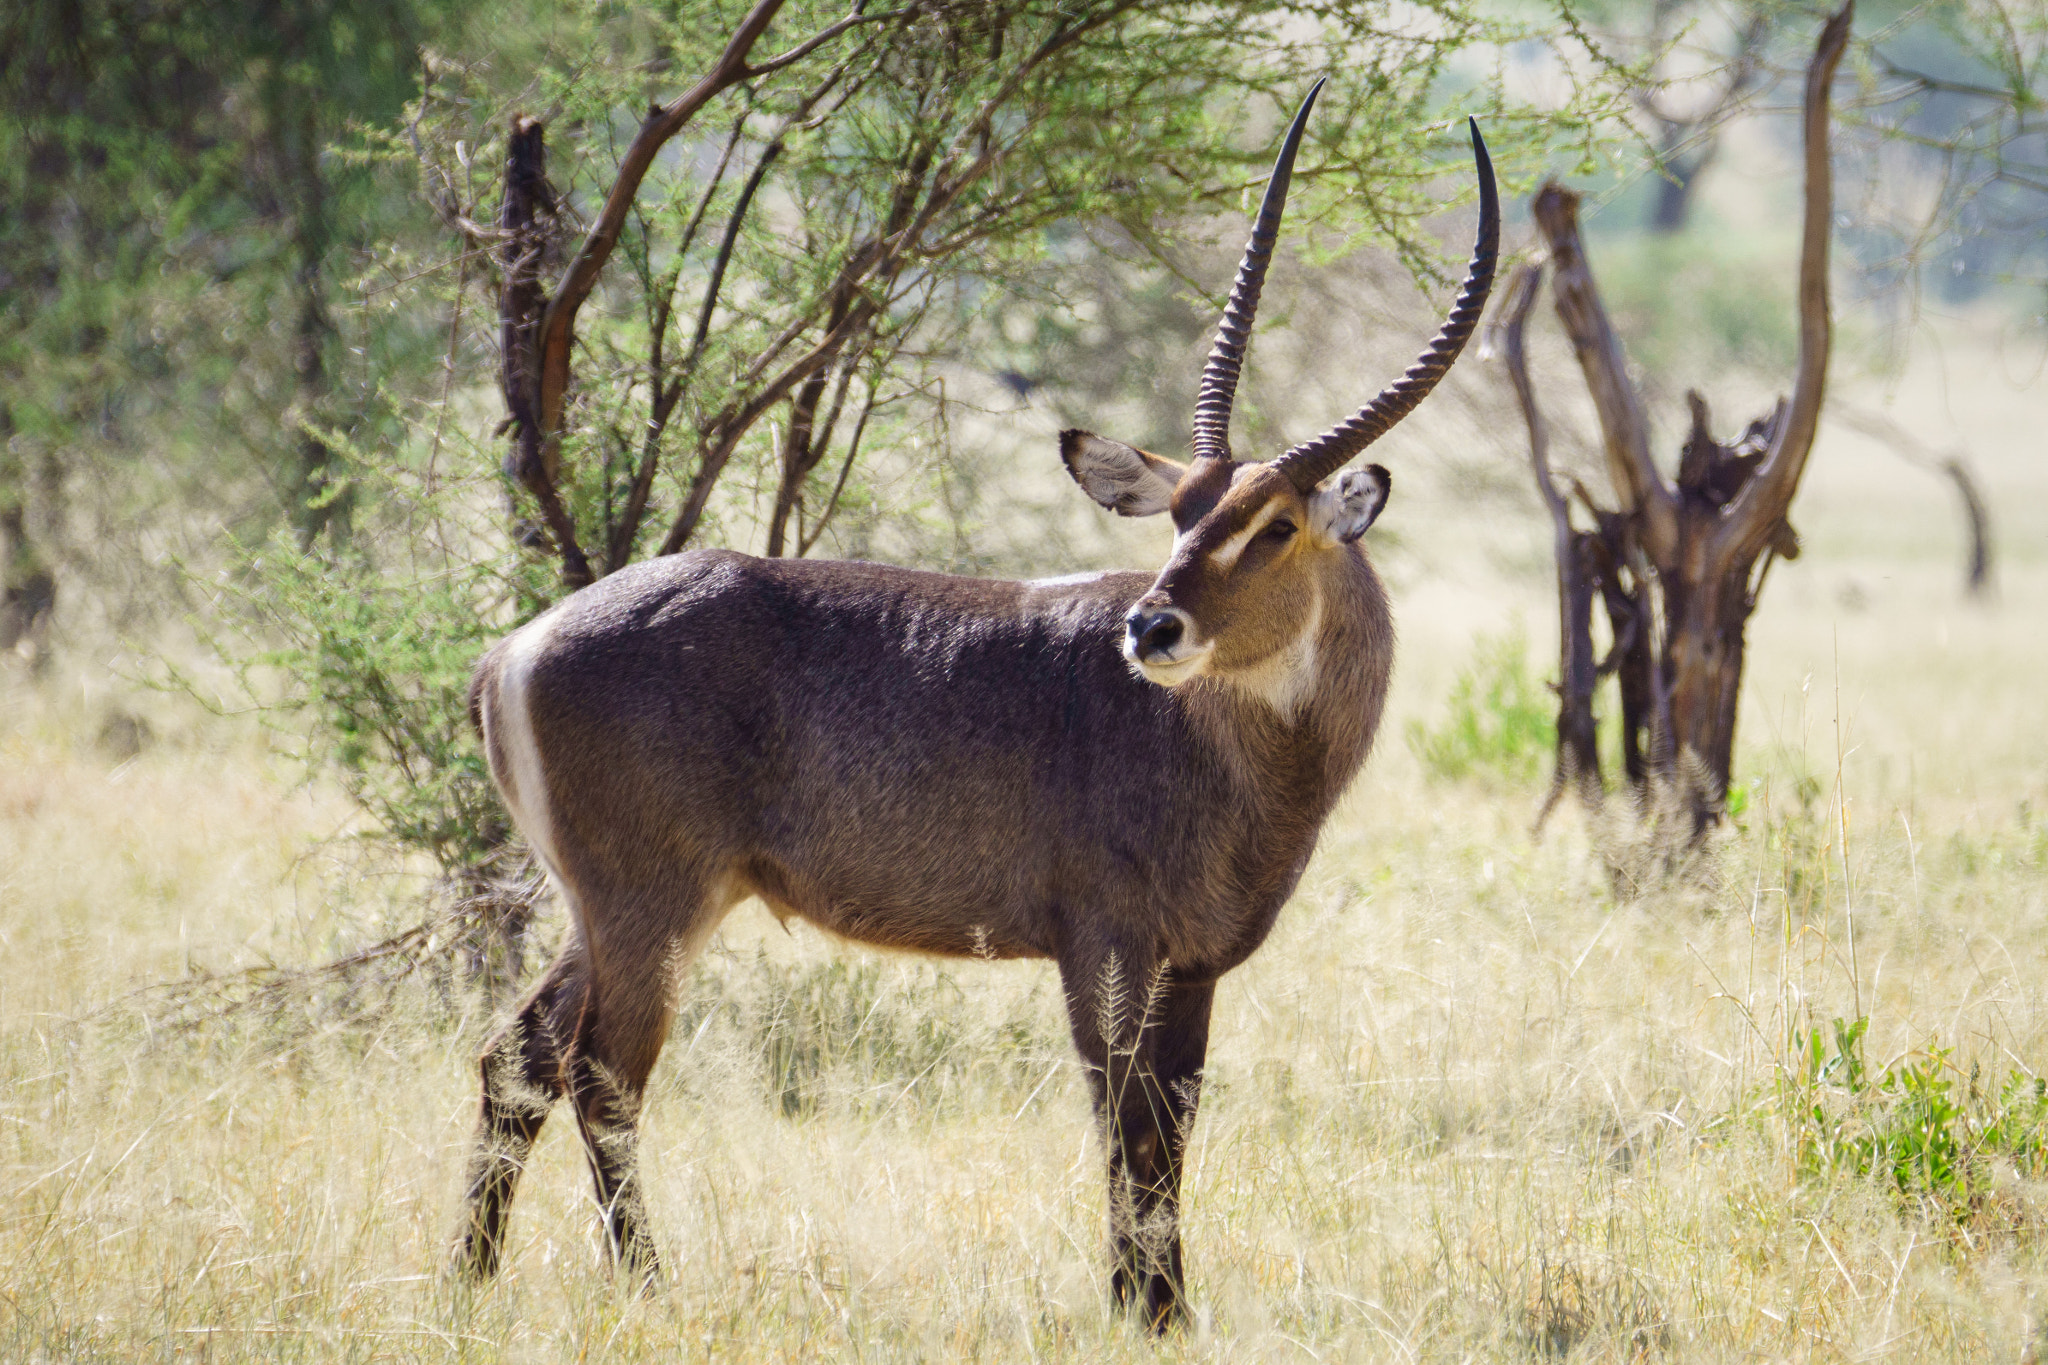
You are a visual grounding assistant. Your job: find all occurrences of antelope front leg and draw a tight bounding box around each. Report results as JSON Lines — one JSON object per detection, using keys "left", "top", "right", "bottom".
{"left": 1111, "top": 974, "right": 1214, "bottom": 1329}
{"left": 1061, "top": 953, "right": 1215, "bottom": 1331}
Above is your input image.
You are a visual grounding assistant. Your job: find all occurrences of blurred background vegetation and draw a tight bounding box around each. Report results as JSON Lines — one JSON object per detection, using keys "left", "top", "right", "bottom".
{"left": 0, "top": 0, "right": 2041, "bottom": 954}
{"left": 3, "top": 5, "right": 2046, "bottom": 1354}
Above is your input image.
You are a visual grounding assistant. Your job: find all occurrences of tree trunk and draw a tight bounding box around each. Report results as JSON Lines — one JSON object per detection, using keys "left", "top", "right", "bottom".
{"left": 1506, "top": 4, "right": 1851, "bottom": 871}
{"left": 1649, "top": 152, "right": 1703, "bottom": 233}
{"left": 1641, "top": 12, "right": 1771, "bottom": 235}
{"left": 285, "top": 99, "right": 347, "bottom": 548}
{"left": 0, "top": 488, "right": 57, "bottom": 660}
{"left": 1661, "top": 556, "right": 1755, "bottom": 831}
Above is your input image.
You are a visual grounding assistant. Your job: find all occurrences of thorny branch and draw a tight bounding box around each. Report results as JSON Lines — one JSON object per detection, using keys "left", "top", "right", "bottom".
{"left": 502, "top": 0, "right": 885, "bottom": 587}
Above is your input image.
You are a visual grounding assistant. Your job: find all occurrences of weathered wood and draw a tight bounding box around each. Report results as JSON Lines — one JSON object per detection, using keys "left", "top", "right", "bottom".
{"left": 1714, "top": 0, "right": 1851, "bottom": 573}
{"left": 1493, "top": 262, "right": 1601, "bottom": 831}
{"left": 1531, "top": 184, "right": 1678, "bottom": 563}
{"left": 496, "top": 118, "right": 592, "bottom": 587}
{"left": 1516, "top": 3, "right": 1853, "bottom": 856}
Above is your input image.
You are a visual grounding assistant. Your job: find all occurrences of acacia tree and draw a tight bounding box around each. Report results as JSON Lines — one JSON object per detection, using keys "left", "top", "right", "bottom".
{"left": 209, "top": 0, "right": 1643, "bottom": 1005}
{"left": 402, "top": 0, "right": 1631, "bottom": 593}
{"left": 1497, "top": 3, "right": 1852, "bottom": 868}
{"left": 1619, "top": 0, "right": 1775, "bottom": 233}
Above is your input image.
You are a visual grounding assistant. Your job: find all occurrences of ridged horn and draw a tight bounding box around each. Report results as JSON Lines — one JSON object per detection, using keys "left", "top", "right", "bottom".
{"left": 1271, "top": 118, "right": 1499, "bottom": 492}
{"left": 1189, "top": 78, "right": 1324, "bottom": 464}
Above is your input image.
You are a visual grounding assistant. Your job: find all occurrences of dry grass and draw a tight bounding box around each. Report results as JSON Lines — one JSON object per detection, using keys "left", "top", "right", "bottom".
{"left": 3, "top": 319, "right": 2045, "bottom": 1362}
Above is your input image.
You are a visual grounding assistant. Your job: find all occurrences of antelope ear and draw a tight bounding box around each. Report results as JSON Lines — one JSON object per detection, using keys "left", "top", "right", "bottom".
{"left": 1060, "top": 430, "right": 1185, "bottom": 517}
{"left": 1308, "top": 464, "right": 1390, "bottom": 544}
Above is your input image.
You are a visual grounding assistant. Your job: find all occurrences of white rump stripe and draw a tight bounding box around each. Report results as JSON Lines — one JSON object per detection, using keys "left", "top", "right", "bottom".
{"left": 487, "top": 608, "right": 572, "bottom": 890}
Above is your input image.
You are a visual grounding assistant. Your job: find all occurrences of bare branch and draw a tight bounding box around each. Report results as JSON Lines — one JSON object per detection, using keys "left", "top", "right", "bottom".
{"left": 1531, "top": 182, "right": 1678, "bottom": 561}
{"left": 672, "top": 110, "right": 753, "bottom": 272}
{"left": 659, "top": 298, "right": 882, "bottom": 556}
{"left": 1493, "top": 263, "right": 1563, "bottom": 520}
{"left": 744, "top": 4, "right": 904, "bottom": 78}
{"left": 798, "top": 383, "right": 878, "bottom": 557}
{"left": 504, "top": 2, "right": 891, "bottom": 581}
{"left": 604, "top": 131, "right": 790, "bottom": 567}
{"left": 877, "top": 0, "right": 1141, "bottom": 271}
{"left": 1716, "top": 1, "right": 1852, "bottom": 569}
{"left": 684, "top": 142, "right": 784, "bottom": 383}
{"left": 768, "top": 327, "right": 864, "bottom": 556}
{"left": 1494, "top": 261, "right": 1602, "bottom": 832}
{"left": 1871, "top": 49, "right": 2016, "bottom": 103}
{"left": 539, "top": 0, "right": 1132, "bottom": 572}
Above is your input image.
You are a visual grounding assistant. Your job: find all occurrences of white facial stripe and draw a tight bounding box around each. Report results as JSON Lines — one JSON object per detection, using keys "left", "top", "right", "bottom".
{"left": 1207, "top": 500, "right": 1285, "bottom": 573}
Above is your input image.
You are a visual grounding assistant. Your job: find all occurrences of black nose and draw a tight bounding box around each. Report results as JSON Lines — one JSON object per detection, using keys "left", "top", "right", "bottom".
{"left": 1126, "top": 610, "right": 1184, "bottom": 661}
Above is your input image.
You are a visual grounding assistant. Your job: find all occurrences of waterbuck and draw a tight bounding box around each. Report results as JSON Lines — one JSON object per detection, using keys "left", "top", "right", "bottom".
{"left": 455, "top": 84, "right": 1498, "bottom": 1329}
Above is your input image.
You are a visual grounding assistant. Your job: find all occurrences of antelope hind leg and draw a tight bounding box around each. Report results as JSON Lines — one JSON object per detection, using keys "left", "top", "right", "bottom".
{"left": 558, "top": 878, "right": 730, "bottom": 1288}
{"left": 453, "top": 952, "right": 584, "bottom": 1278}
{"left": 563, "top": 1033, "right": 661, "bottom": 1285}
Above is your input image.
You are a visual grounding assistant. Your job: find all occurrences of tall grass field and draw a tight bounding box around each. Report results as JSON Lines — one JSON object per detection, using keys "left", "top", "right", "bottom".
{"left": 3, "top": 324, "right": 2045, "bottom": 1362}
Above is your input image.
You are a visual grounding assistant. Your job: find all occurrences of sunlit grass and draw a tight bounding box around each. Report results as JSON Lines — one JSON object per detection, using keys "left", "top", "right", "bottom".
{"left": 4, "top": 329, "right": 2046, "bottom": 1360}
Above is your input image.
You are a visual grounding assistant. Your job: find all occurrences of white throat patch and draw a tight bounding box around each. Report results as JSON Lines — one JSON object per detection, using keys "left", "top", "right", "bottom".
{"left": 1224, "top": 587, "right": 1323, "bottom": 719}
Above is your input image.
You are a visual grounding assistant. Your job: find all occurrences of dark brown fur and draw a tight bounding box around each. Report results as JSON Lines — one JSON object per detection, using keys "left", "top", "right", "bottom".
{"left": 454, "top": 524, "right": 1393, "bottom": 1328}
{"left": 451, "top": 77, "right": 1491, "bottom": 1328}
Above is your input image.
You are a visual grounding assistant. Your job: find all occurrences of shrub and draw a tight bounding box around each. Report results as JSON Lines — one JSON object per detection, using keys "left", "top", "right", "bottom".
{"left": 1783, "top": 1015, "right": 2048, "bottom": 1222}
{"left": 1407, "top": 626, "right": 1554, "bottom": 785}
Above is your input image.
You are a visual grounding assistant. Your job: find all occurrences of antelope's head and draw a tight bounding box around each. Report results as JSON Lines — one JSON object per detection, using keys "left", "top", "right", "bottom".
{"left": 1063, "top": 83, "right": 1498, "bottom": 694}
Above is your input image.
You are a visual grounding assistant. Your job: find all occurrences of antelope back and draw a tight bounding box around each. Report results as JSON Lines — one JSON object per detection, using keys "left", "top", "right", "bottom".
{"left": 473, "top": 547, "right": 1391, "bottom": 976}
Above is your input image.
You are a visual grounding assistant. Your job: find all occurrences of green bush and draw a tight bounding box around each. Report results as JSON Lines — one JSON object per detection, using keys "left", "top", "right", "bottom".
{"left": 1783, "top": 1015, "right": 2048, "bottom": 1220}
{"left": 1407, "top": 627, "right": 1554, "bottom": 785}
{"left": 193, "top": 441, "right": 553, "bottom": 886}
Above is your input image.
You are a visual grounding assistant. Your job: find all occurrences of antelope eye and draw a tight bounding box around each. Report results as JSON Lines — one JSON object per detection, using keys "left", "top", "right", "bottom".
{"left": 1264, "top": 519, "right": 1297, "bottom": 542}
